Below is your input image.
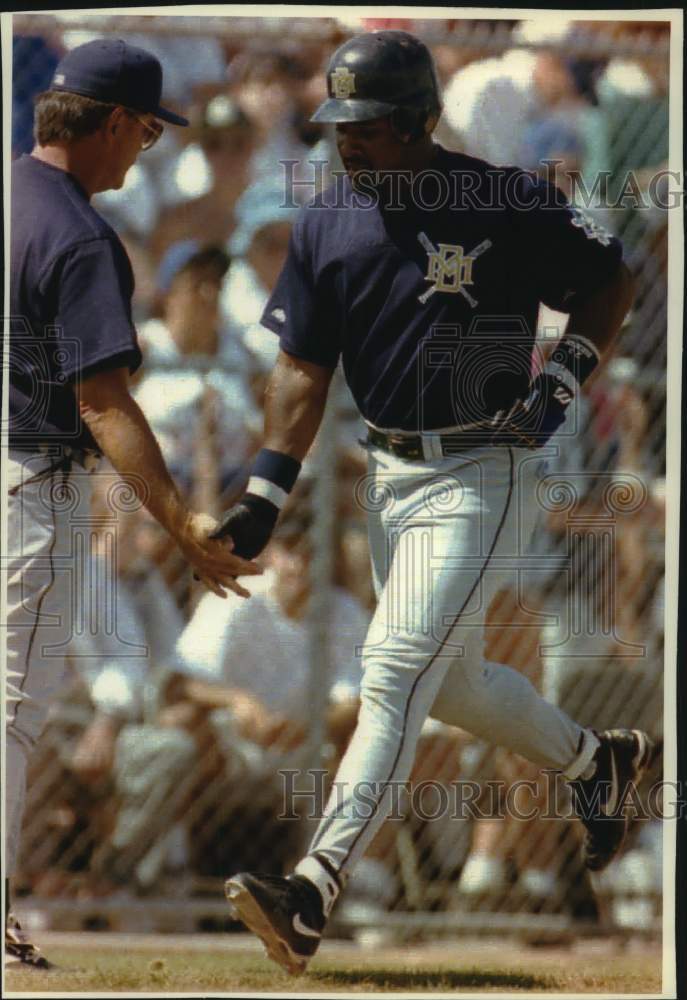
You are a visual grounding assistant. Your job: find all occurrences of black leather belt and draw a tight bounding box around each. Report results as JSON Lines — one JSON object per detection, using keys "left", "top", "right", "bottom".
{"left": 366, "top": 427, "right": 426, "bottom": 460}
{"left": 366, "top": 426, "right": 494, "bottom": 461}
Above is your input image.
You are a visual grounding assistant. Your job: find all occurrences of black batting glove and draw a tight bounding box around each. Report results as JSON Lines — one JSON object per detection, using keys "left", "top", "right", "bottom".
{"left": 210, "top": 448, "right": 302, "bottom": 559}
{"left": 210, "top": 494, "right": 279, "bottom": 559}
{"left": 491, "top": 371, "right": 573, "bottom": 449}
{"left": 530, "top": 370, "right": 576, "bottom": 443}
{"left": 492, "top": 335, "right": 601, "bottom": 449}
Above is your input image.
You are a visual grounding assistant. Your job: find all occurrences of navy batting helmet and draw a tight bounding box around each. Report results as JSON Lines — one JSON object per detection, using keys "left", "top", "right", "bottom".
{"left": 311, "top": 31, "right": 442, "bottom": 138}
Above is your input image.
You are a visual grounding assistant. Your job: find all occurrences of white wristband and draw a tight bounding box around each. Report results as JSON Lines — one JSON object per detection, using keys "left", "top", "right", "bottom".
{"left": 246, "top": 476, "right": 289, "bottom": 509}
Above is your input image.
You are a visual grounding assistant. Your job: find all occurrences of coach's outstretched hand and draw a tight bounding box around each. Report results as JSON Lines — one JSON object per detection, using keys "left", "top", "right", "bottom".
{"left": 177, "top": 512, "right": 262, "bottom": 599}
{"left": 210, "top": 495, "right": 279, "bottom": 559}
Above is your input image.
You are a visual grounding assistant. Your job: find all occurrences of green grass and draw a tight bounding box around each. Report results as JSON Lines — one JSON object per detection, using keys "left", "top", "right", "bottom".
{"left": 4, "top": 941, "right": 662, "bottom": 994}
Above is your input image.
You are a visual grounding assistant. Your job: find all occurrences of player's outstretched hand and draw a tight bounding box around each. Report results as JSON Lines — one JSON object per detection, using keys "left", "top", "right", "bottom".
{"left": 493, "top": 372, "right": 572, "bottom": 449}
{"left": 177, "top": 511, "right": 262, "bottom": 599}
{"left": 209, "top": 496, "right": 279, "bottom": 559}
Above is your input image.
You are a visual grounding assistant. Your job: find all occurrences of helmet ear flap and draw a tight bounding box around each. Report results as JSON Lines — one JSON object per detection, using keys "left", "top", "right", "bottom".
{"left": 424, "top": 111, "right": 440, "bottom": 135}
{"left": 390, "top": 106, "right": 426, "bottom": 143}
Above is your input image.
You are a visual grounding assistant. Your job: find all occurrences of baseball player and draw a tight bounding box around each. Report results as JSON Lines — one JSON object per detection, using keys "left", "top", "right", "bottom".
{"left": 5, "top": 38, "right": 260, "bottom": 968}
{"left": 214, "top": 31, "right": 654, "bottom": 973}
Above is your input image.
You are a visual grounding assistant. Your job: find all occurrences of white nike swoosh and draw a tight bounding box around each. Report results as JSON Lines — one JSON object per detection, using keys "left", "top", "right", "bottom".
{"left": 604, "top": 749, "right": 619, "bottom": 815}
{"left": 292, "top": 913, "right": 320, "bottom": 939}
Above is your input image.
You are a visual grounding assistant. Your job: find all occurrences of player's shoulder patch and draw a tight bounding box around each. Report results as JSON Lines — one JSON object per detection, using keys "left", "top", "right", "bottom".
{"left": 566, "top": 206, "right": 613, "bottom": 246}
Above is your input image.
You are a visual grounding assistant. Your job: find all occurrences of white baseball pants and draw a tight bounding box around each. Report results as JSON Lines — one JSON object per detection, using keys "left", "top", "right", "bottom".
{"left": 301, "top": 445, "right": 597, "bottom": 883}
{"left": 5, "top": 450, "right": 94, "bottom": 875}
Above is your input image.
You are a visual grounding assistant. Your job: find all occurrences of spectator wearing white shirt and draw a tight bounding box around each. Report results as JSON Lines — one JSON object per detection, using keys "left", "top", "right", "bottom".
{"left": 176, "top": 507, "right": 367, "bottom": 741}
{"left": 68, "top": 547, "right": 185, "bottom": 785}
{"left": 440, "top": 19, "right": 607, "bottom": 174}
{"left": 101, "top": 507, "right": 368, "bottom": 887}
{"left": 440, "top": 46, "right": 539, "bottom": 165}
{"left": 135, "top": 240, "right": 259, "bottom": 512}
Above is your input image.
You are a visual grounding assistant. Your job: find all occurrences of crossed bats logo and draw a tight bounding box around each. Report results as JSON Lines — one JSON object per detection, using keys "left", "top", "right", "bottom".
{"left": 418, "top": 232, "right": 493, "bottom": 306}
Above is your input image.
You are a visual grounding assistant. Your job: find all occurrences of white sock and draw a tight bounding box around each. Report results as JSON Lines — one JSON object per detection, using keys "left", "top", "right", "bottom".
{"left": 563, "top": 729, "right": 600, "bottom": 780}
{"left": 294, "top": 856, "right": 341, "bottom": 918}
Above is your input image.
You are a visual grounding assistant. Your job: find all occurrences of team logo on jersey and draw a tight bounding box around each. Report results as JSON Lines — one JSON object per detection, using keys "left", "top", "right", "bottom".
{"left": 331, "top": 66, "right": 356, "bottom": 99}
{"left": 418, "top": 233, "right": 492, "bottom": 306}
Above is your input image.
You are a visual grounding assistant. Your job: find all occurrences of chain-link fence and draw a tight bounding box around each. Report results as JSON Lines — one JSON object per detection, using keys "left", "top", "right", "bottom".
{"left": 9, "top": 12, "right": 672, "bottom": 943}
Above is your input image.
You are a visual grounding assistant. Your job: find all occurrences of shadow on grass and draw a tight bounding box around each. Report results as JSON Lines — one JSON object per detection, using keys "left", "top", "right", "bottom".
{"left": 310, "top": 967, "right": 557, "bottom": 990}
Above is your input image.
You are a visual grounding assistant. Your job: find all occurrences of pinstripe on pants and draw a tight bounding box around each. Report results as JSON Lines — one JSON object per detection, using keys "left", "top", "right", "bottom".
{"left": 305, "top": 445, "right": 584, "bottom": 879}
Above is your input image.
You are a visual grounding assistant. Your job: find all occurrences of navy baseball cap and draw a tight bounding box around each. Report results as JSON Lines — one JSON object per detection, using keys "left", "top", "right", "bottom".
{"left": 50, "top": 38, "right": 189, "bottom": 126}
{"left": 157, "top": 240, "right": 230, "bottom": 293}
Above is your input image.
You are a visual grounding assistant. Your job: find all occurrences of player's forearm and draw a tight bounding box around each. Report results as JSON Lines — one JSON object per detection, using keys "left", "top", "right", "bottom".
{"left": 262, "top": 351, "right": 334, "bottom": 462}
{"left": 211, "top": 352, "right": 334, "bottom": 553}
{"left": 80, "top": 391, "right": 189, "bottom": 540}
{"left": 564, "top": 260, "right": 636, "bottom": 359}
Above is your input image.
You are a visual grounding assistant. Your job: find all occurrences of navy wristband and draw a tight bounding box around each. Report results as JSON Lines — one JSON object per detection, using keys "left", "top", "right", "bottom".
{"left": 246, "top": 448, "right": 301, "bottom": 510}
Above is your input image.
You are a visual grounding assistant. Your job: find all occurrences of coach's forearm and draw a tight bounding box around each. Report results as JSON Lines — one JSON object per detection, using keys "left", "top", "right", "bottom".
{"left": 76, "top": 370, "right": 260, "bottom": 599}
{"left": 79, "top": 387, "right": 188, "bottom": 539}
{"left": 565, "top": 260, "right": 636, "bottom": 358}
{"left": 262, "top": 350, "right": 334, "bottom": 461}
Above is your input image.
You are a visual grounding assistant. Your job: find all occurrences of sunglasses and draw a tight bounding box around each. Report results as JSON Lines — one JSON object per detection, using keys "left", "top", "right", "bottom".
{"left": 123, "top": 109, "right": 164, "bottom": 150}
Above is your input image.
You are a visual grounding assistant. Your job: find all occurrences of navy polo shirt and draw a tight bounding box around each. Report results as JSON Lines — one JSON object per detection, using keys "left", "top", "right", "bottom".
{"left": 262, "top": 146, "right": 623, "bottom": 432}
{"left": 9, "top": 155, "right": 142, "bottom": 450}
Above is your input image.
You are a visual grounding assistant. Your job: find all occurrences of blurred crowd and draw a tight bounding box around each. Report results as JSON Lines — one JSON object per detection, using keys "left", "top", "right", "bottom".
{"left": 12, "top": 15, "right": 667, "bottom": 933}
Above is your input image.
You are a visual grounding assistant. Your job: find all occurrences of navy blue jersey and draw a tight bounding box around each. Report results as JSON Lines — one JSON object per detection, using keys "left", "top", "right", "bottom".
{"left": 9, "top": 155, "right": 142, "bottom": 449}
{"left": 262, "top": 146, "right": 623, "bottom": 431}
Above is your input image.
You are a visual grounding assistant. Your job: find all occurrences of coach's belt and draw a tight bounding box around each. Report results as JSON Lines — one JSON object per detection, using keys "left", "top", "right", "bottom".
{"left": 365, "top": 426, "right": 492, "bottom": 461}
{"left": 8, "top": 445, "right": 102, "bottom": 496}
{"left": 15, "top": 444, "right": 101, "bottom": 469}
{"left": 71, "top": 447, "right": 102, "bottom": 472}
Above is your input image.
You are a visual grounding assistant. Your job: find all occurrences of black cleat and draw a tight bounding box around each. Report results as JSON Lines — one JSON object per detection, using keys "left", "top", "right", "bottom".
{"left": 5, "top": 912, "right": 54, "bottom": 970}
{"left": 225, "top": 872, "right": 325, "bottom": 975}
{"left": 571, "top": 729, "right": 657, "bottom": 872}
